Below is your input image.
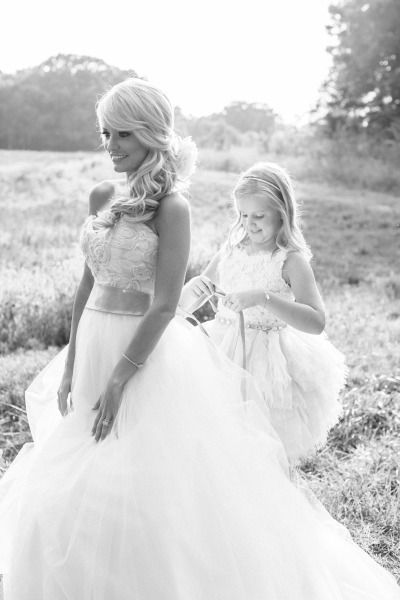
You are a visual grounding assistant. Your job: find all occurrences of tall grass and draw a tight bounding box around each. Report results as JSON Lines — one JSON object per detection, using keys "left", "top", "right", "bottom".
{"left": 199, "top": 129, "right": 400, "bottom": 195}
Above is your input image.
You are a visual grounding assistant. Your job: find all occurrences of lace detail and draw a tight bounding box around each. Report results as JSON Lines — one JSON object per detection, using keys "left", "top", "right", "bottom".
{"left": 216, "top": 243, "right": 294, "bottom": 328}
{"left": 79, "top": 212, "right": 158, "bottom": 294}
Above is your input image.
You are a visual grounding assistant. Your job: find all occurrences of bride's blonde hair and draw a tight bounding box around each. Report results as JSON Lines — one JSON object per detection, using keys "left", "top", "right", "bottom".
{"left": 94, "top": 77, "right": 197, "bottom": 228}
{"left": 227, "top": 162, "right": 312, "bottom": 260}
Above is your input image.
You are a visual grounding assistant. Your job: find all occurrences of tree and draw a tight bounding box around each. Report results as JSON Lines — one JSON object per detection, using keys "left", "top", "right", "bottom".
{"left": 0, "top": 54, "right": 137, "bottom": 150}
{"left": 322, "top": 0, "right": 400, "bottom": 136}
{"left": 174, "top": 101, "right": 278, "bottom": 149}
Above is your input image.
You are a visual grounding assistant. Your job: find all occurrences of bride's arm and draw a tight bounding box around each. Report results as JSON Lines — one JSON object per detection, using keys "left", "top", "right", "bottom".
{"left": 58, "top": 262, "right": 95, "bottom": 414}
{"left": 64, "top": 183, "right": 114, "bottom": 371}
{"left": 63, "top": 263, "right": 94, "bottom": 371}
{"left": 109, "top": 192, "right": 191, "bottom": 385}
{"left": 59, "top": 186, "right": 111, "bottom": 414}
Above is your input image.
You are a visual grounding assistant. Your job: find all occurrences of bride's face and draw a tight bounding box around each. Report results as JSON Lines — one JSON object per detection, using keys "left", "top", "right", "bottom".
{"left": 101, "top": 126, "right": 148, "bottom": 173}
{"left": 237, "top": 194, "right": 282, "bottom": 247}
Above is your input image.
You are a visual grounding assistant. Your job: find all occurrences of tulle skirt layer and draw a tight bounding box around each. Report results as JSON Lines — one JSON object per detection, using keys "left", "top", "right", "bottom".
{"left": 204, "top": 318, "right": 347, "bottom": 463}
{"left": 0, "top": 309, "right": 398, "bottom": 599}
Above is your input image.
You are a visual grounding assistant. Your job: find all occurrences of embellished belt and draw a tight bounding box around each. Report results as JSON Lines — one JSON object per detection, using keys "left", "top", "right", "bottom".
{"left": 216, "top": 313, "right": 286, "bottom": 333}
{"left": 179, "top": 285, "right": 286, "bottom": 374}
{"left": 86, "top": 283, "right": 151, "bottom": 316}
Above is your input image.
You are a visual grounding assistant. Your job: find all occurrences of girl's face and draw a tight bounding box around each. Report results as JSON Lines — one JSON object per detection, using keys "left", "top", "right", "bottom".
{"left": 237, "top": 194, "right": 282, "bottom": 249}
{"left": 101, "top": 126, "right": 148, "bottom": 173}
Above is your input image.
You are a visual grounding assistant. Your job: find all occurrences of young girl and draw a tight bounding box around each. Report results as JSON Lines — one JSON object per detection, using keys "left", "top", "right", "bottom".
{"left": 180, "top": 161, "right": 347, "bottom": 466}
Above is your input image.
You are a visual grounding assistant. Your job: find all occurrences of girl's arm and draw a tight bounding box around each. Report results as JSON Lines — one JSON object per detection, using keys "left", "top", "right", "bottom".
{"left": 179, "top": 247, "right": 224, "bottom": 313}
{"left": 201, "top": 248, "right": 223, "bottom": 283}
{"left": 225, "top": 253, "right": 325, "bottom": 335}
{"left": 109, "top": 193, "right": 191, "bottom": 385}
{"left": 268, "top": 253, "right": 325, "bottom": 334}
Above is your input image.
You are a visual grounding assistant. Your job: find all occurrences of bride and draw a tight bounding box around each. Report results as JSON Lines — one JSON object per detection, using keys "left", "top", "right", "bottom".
{"left": 0, "top": 77, "right": 399, "bottom": 599}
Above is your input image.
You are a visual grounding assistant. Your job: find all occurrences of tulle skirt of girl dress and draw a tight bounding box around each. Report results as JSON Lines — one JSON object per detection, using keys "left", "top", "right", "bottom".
{"left": 204, "top": 316, "right": 347, "bottom": 464}
{"left": 0, "top": 308, "right": 399, "bottom": 600}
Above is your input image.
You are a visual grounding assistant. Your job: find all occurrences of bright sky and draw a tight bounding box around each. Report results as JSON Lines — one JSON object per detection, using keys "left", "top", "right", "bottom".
{"left": 1, "top": 0, "right": 332, "bottom": 123}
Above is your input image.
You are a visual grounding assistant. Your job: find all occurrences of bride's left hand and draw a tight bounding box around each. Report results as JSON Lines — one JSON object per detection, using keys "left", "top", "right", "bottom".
{"left": 91, "top": 379, "right": 125, "bottom": 442}
{"left": 223, "top": 290, "right": 264, "bottom": 312}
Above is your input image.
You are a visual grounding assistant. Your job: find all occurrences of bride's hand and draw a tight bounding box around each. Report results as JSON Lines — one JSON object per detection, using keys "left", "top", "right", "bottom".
{"left": 57, "top": 367, "right": 73, "bottom": 416}
{"left": 91, "top": 379, "right": 125, "bottom": 442}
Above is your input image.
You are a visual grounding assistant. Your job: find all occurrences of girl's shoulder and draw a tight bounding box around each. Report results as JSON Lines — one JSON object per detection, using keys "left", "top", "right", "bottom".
{"left": 282, "top": 250, "right": 313, "bottom": 284}
{"left": 283, "top": 249, "right": 311, "bottom": 267}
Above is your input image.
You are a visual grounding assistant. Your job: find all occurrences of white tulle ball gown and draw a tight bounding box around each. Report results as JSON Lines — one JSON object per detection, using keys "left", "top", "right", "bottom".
{"left": 201, "top": 241, "right": 347, "bottom": 465}
{"left": 0, "top": 211, "right": 399, "bottom": 600}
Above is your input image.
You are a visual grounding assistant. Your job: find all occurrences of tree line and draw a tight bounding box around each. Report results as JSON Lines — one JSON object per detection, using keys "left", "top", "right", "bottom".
{"left": 0, "top": 0, "right": 399, "bottom": 151}
{"left": 0, "top": 55, "right": 137, "bottom": 151}
{"left": 0, "top": 53, "right": 279, "bottom": 152}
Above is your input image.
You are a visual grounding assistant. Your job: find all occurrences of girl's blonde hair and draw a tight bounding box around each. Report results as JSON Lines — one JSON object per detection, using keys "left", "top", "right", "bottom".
{"left": 228, "top": 162, "right": 312, "bottom": 260}
{"left": 94, "top": 77, "right": 197, "bottom": 229}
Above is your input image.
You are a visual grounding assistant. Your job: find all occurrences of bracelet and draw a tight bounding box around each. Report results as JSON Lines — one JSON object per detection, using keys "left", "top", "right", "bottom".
{"left": 122, "top": 353, "right": 144, "bottom": 369}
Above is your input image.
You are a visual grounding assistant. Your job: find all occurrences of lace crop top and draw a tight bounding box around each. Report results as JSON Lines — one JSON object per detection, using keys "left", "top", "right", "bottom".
{"left": 79, "top": 211, "right": 159, "bottom": 295}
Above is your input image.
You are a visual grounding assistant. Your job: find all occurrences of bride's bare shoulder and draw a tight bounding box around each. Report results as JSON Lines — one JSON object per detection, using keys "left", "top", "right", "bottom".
{"left": 88, "top": 179, "right": 123, "bottom": 215}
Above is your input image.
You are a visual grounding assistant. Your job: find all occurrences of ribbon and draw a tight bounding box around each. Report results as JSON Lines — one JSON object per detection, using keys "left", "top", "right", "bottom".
{"left": 178, "top": 284, "right": 247, "bottom": 370}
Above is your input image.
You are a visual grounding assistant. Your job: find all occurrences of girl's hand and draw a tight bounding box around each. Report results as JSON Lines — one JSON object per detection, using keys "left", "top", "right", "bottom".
{"left": 180, "top": 275, "right": 220, "bottom": 313}
{"left": 223, "top": 290, "right": 264, "bottom": 312}
{"left": 57, "top": 367, "right": 73, "bottom": 416}
{"left": 188, "top": 275, "right": 216, "bottom": 297}
{"left": 91, "top": 379, "right": 125, "bottom": 442}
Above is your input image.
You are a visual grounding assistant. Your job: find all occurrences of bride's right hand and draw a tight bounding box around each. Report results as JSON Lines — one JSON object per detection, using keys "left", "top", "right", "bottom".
{"left": 57, "top": 367, "right": 73, "bottom": 416}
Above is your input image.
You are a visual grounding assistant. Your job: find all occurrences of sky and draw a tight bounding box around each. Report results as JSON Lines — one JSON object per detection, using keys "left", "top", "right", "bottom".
{"left": 1, "top": 0, "right": 333, "bottom": 123}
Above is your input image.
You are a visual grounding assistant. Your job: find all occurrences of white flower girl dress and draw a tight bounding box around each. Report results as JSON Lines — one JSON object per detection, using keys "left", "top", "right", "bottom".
{"left": 203, "top": 241, "right": 346, "bottom": 464}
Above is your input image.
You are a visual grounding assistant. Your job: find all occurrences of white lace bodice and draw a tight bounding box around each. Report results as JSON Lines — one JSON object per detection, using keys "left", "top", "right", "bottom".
{"left": 79, "top": 211, "right": 158, "bottom": 295}
{"left": 216, "top": 243, "right": 294, "bottom": 327}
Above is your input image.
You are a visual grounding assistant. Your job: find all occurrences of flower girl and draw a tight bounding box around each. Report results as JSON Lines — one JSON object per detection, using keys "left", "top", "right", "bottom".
{"left": 181, "top": 161, "right": 347, "bottom": 465}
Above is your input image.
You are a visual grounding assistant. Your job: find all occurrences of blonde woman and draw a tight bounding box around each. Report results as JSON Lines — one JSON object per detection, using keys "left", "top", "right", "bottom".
{"left": 0, "top": 81, "right": 399, "bottom": 599}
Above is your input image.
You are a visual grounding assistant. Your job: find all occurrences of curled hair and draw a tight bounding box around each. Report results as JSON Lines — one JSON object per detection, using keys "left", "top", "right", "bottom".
{"left": 227, "top": 162, "right": 312, "bottom": 260}
{"left": 94, "top": 78, "right": 197, "bottom": 229}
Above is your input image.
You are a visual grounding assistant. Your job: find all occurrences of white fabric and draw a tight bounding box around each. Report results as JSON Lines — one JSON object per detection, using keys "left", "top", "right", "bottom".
{"left": 0, "top": 219, "right": 398, "bottom": 599}
{"left": 205, "top": 243, "right": 346, "bottom": 463}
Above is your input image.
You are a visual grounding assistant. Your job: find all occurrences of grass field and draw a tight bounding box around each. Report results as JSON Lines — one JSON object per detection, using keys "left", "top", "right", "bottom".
{"left": 0, "top": 148, "right": 399, "bottom": 587}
